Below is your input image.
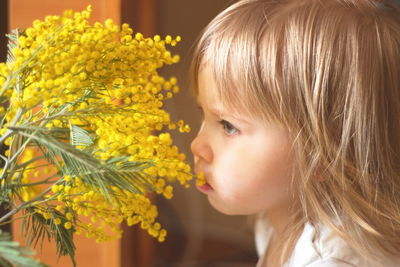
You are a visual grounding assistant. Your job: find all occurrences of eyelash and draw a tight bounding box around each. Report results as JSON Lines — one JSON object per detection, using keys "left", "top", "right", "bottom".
{"left": 197, "top": 106, "right": 240, "bottom": 136}
{"left": 219, "top": 120, "right": 239, "bottom": 135}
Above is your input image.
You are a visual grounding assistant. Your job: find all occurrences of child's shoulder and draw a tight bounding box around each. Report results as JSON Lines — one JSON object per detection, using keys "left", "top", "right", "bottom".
{"left": 255, "top": 218, "right": 400, "bottom": 267}
{"left": 288, "top": 222, "right": 399, "bottom": 267}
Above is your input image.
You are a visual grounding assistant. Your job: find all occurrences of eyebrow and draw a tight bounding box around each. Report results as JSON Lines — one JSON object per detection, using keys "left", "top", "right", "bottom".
{"left": 197, "top": 99, "right": 251, "bottom": 125}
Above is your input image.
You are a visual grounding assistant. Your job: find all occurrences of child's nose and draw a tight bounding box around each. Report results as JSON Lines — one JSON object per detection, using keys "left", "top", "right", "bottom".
{"left": 190, "top": 132, "right": 213, "bottom": 163}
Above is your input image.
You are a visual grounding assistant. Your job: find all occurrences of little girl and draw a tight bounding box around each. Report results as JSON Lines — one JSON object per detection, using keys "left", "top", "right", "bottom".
{"left": 189, "top": 0, "right": 400, "bottom": 266}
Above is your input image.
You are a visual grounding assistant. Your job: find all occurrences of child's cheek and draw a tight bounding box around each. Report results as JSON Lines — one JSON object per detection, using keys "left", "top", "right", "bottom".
{"left": 214, "top": 156, "right": 247, "bottom": 191}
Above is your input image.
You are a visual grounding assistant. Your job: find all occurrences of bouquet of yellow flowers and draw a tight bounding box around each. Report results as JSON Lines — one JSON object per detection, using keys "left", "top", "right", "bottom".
{"left": 0, "top": 6, "right": 192, "bottom": 266}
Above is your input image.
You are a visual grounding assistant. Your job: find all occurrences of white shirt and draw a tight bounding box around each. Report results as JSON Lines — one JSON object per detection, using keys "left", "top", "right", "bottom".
{"left": 255, "top": 219, "right": 400, "bottom": 267}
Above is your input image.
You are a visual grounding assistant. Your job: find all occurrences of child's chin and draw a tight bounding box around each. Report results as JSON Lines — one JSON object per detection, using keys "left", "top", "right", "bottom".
{"left": 208, "top": 198, "right": 247, "bottom": 215}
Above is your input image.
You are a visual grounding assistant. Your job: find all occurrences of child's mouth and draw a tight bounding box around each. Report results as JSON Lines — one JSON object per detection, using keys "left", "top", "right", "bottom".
{"left": 196, "top": 182, "right": 213, "bottom": 193}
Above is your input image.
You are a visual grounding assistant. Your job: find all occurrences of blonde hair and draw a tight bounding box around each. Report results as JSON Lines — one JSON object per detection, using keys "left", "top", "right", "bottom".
{"left": 191, "top": 0, "right": 400, "bottom": 265}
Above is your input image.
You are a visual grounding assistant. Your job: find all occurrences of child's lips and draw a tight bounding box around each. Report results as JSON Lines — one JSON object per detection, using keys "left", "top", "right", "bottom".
{"left": 196, "top": 182, "right": 213, "bottom": 193}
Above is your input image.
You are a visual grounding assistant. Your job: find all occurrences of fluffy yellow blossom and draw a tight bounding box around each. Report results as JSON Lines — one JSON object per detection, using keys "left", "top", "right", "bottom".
{"left": 0, "top": 5, "right": 192, "bottom": 252}
{"left": 196, "top": 172, "right": 206, "bottom": 186}
{"left": 64, "top": 222, "right": 72, "bottom": 230}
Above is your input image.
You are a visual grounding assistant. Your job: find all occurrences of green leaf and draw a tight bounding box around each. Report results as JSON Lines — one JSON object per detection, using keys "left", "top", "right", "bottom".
{"left": 69, "top": 123, "right": 94, "bottom": 147}
{"left": 22, "top": 208, "right": 76, "bottom": 266}
{"left": 0, "top": 230, "right": 46, "bottom": 267}
{"left": 5, "top": 29, "right": 19, "bottom": 65}
{"left": 11, "top": 126, "right": 155, "bottom": 202}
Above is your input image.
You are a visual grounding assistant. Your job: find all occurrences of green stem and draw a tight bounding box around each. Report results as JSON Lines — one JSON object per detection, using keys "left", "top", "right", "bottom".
{"left": 16, "top": 162, "right": 54, "bottom": 172}
{"left": 11, "top": 174, "right": 59, "bottom": 188}
{"left": 0, "top": 107, "right": 24, "bottom": 144}
{"left": 26, "top": 111, "right": 75, "bottom": 125}
{"left": 5, "top": 131, "right": 38, "bottom": 180}
{"left": 0, "top": 69, "right": 21, "bottom": 99}
{"left": 0, "top": 209, "right": 34, "bottom": 226}
{"left": 0, "top": 186, "right": 52, "bottom": 224}
{"left": 0, "top": 107, "right": 26, "bottom": 180}
{"left": 14, "top": 155, "right": 46, "bottom": 170}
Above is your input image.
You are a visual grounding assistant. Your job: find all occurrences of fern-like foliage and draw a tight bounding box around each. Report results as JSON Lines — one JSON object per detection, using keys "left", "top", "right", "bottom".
{"left": 0, "top": 230, "right": 46, "bottom": 267}
{"left": 22, "top": 208, "right": 75, "bottom": 266}
{"left": 11, "top": 125, "right": 155, "bottom": 200}
{"left": 5, "top": 29, "right": 18, "bottom": 65}
{"left": 70, "top": 124, "right": 93, "bottom": 147}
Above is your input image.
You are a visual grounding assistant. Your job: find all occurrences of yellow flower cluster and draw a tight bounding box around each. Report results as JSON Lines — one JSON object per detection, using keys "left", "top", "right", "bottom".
{"left": 16, "top": 148, "right": 44, "bottom": 201}
{"left": 42, "top": 174, "right": 169, "bottom": 242}
{"left": 195, "top": 171, "right": 206, "bottom": 186}
{"left": 0, "top": 6, "right": 192, "bottom": 243}
{"left": 0, "top": 148, "right": 44, "bottom": 201}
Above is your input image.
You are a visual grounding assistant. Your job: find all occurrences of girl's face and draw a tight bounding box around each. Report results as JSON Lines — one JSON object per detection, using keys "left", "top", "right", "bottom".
{"left": 191, "top": 66, "right": 296, "bottom": 215}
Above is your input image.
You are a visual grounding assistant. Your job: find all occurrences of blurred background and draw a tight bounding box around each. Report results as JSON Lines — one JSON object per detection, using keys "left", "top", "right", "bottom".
{"left": 0, "top": 0, "right": 257, "bottom": 266}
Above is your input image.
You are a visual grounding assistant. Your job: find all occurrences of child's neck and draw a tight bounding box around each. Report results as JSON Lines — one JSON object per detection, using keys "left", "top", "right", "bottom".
{"left": 260, "top": 203, "right": 301, "bottom": 266}
{"left": 262, "top": 221, "right": 302, "bottom": 267}
{"left": 263, "top": 202, "right": 294, "bottom": 236}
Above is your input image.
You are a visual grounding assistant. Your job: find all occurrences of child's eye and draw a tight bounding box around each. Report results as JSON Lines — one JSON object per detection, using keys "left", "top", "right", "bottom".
{"left": 219, "top": 120, "right": 239, "bottom": 135}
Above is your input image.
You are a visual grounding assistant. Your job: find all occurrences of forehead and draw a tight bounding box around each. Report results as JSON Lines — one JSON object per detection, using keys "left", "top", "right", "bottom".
{"left": 195, "top": 60, "right": 286, "bottom": 128}
{"left": 197, "top": 65, "right": 218, "bottom": 102}
{"left": 197, "top": 65, "right": 246, "bottom": 116}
